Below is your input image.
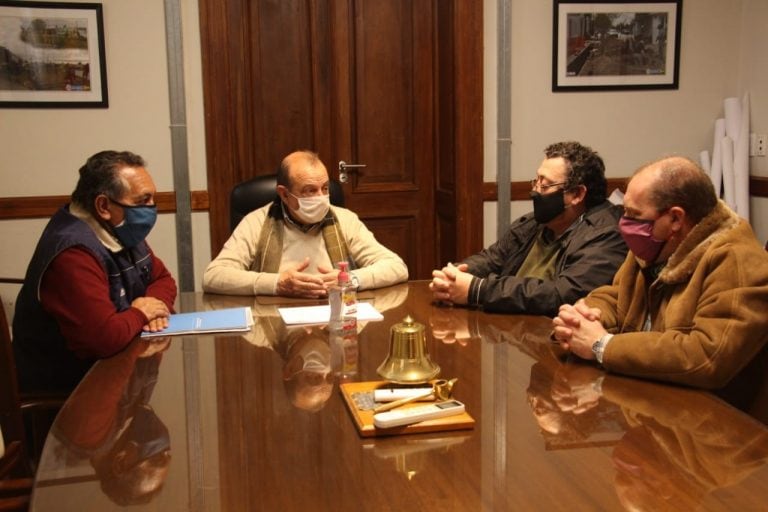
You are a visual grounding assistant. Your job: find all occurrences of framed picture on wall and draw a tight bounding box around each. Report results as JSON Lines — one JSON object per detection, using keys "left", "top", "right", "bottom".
{"left": 552, "top": 0, "right": 682, "bottom": 92}
{"left": 0, "top": 1, "right": 108, "bottom": 108}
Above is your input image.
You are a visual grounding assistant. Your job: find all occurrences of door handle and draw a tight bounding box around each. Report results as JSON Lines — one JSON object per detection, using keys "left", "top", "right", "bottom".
{"left": 338, "top": 161, "right": 366, "bottom": 183}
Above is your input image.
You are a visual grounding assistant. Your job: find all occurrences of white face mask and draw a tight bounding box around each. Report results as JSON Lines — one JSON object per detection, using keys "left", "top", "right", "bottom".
{"left": 301, "top": 347, "right": 331, "bottom": 373}
{"left": 289, "top": 193, "right": 330, "bottom": 224}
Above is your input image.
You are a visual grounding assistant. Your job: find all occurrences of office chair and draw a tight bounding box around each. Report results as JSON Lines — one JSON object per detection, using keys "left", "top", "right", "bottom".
{"left": 229, "top": 174, "right": 345, "bottom": 231}
{"left": 0, "top": 438, "right": 32, "bottom": 512}
{"left": 0, "top": 290, "right": 65, "bottom": 496}
{"left": 0, "top": 302, "right": 32, "bottom": 512}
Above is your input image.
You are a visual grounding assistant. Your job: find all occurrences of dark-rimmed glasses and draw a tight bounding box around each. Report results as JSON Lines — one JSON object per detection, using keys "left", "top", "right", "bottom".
{"left": 530, "top": 177, "right": 567, "bottom": 191}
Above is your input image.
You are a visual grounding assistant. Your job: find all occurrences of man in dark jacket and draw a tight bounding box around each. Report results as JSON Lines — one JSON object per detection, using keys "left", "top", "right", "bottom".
{"left": 430, "top": 141, "right": 626, "bottom": 316}
{"left": 13, "top": 150, "right": 177, "bottom": 394}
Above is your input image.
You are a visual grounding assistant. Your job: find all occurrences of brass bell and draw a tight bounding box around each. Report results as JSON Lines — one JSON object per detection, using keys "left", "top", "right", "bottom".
{"left": 377, "top": 315, "right": 440, "bottom": 384}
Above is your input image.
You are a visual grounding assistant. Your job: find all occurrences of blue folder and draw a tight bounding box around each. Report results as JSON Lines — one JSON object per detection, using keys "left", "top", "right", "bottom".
{"left": 141, "top": 306, "right": 253, "bottom": 337}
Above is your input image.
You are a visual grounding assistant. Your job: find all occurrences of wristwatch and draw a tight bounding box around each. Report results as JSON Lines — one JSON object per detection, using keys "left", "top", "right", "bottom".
{"left": 592, "top": 333, "right": 613, "bottom": 364}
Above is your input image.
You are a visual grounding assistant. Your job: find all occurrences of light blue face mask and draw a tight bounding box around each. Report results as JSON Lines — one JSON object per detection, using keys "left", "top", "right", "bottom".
{"left": 110, "top": 199, "right": 157, "bottom": 248}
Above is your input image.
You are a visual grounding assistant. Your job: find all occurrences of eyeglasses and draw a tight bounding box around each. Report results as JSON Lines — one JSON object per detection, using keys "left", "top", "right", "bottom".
{"left": 530, "top": 177, "right": 567, "bottom": 191}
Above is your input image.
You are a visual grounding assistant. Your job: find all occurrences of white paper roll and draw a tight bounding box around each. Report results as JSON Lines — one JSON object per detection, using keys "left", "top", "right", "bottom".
{"left": 724, "top": 96, "right": 742, "bottom": 141}
{"left": 699, "top": 150, "right": 711, "bottom": 174}
{"left": 733, "top": 93, "right": 750, "bottom": 219}
{"left": 710, "top": 118, "right": 725, "bottom": 197}
{"left": 721, "top": 136, "right": 736, "bottom": 210}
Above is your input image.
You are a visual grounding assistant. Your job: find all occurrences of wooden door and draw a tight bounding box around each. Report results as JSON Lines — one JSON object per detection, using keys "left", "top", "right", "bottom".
{"left": 324, "top": 1, "right": 435, "bottom": 278}
{"left": 199, "top": 0, "right": 482, "bottom": 280}
{"left": 199, "top": 4, "right": 482, "bottom": 508}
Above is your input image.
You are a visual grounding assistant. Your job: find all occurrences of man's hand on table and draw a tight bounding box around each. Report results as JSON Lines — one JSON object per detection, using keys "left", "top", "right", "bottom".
{"left": 317, "top": 264, "right": 341, "bottom": 289}
{"left": 133, "top": 296, "right": 171, "bottom": 332}
{"left": 276, "top": 257, "right": 328, "bottom": 298}
{"left": 552, "top": 299, "right": 607, "bottom": 361}
{"left": 429, "top": 262, "right": 471, "bottom": 305}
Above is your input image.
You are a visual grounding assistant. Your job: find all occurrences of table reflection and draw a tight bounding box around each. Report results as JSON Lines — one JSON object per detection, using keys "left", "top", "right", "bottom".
{"left": 429, "top": 301, "right": 555, "bottom": 359}
{"left": 31, "top": 282, "right": 768, "bottom": 511}
{"left": 603, "top": 376, "right": 768, "bottom": 511}
{"left": 201, "top": 285, "right": 409, "bottom": 413}
{"left": 526, "top": 362, "right": 627, "bottom": 449}
{"left": 428, "top": 298, "right": 768, "bottom": 509}
{"left": 520, "top": 350, "right": 768, "bottom": 510}
{"left": 46, "top": 338, "right": 172, "bottom": 506}
{"left": 277, "top": 326, "right": 334, "bottom": 412}
{"left": 363, "top": 431, "right": 471, "bottom": 480}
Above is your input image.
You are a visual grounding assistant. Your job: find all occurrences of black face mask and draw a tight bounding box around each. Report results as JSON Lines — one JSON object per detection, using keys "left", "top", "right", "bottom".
{"left": 530, "top": 189, "right": 566, "bottom": 224}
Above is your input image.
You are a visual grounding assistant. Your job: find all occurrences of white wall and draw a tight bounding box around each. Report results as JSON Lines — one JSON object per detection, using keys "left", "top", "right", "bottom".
{"left": 483, "top": 0, "right": 768, "bottom": 248}
{"left": 0, "top": 0, "right": 210, "bottom": 313}
{"left": 0, "top": 4, "right": 207, "bottom": 504}
{"left": 739, "top": 0, "right": 768, "bottom": 243}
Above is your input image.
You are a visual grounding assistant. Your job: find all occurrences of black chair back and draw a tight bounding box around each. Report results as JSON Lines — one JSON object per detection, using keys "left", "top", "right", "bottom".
{"left": 229, "top": 174, "right": 344, "bottom": 231}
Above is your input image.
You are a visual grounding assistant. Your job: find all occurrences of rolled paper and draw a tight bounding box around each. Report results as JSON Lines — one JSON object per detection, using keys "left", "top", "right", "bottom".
{"left": 699, "top": 150, "right": 711, "bottom": 175}
{"left": 721, "top": 136, "right": 736, "bottom": 210}
{"left": 608, "top": 188, "right": 625, "bottom": 205}
{"left": 724, "top": 96, "right": 742, "bottom": 141}
{"left": 710, "top": 118, "right": 725, "bottom": 197}
{"left": 733, "top": 92, "right": 750, "bottom": 219}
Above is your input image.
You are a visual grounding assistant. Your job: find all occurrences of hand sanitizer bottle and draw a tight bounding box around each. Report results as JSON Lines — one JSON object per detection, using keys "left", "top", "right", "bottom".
{"left": 338, "top": 261, "right": 357, "bottom": 318}
{"left": 329, "top": 261, "right": 358, "bottom": 379}
{"left": 329, "top": 261, "right": 357, "bottom": 321}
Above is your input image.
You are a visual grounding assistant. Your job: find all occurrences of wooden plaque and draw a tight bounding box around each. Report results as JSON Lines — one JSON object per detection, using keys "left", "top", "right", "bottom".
{"left": 340, "top": 380, "right": 475, "bottom": 437}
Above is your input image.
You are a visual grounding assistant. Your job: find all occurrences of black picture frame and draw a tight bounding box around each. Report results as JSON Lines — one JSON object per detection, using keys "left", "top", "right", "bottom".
{"left": 0, "top": 1, "right": 108, "bottom": 108}
{"left": 552, "top": 0, "right": 682, "bottom": 92}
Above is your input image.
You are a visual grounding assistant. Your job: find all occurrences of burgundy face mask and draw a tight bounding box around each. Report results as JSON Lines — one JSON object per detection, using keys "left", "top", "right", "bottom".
{"left": 618, "top": 216, "right": 666, "bottom": 263}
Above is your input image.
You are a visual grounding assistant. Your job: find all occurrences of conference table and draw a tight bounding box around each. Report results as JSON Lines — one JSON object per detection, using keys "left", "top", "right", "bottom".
{"left": 30, "top": 281, "right": 768, "bottom": 511}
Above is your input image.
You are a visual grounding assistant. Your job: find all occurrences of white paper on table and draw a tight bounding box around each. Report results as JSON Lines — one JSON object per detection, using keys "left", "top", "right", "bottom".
{"left": 278, "top": 301, "right": 384, "bottom": 325}
{"left": 710, "top": 118, "right": 725, "bottom": 196}
{"left": 721, "top": 136, "right": 736, "bottom": 210}
{"left": 733, "top": 92, "right": 750, "bottom": 219}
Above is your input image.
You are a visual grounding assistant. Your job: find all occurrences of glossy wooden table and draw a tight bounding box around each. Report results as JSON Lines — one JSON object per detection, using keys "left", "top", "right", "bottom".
{"left": 30, "top": 282, "right": 768, "bottom": 511}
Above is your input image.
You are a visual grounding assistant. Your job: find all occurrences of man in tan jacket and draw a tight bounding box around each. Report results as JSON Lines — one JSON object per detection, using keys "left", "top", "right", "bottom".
{"left": 552, "top": 156, "right": 768, "bottom": 389}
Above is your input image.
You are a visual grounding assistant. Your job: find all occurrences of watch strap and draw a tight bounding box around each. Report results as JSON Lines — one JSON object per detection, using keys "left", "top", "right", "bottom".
{"left": 592, "top": 333, "right": 613, "bottom": 364}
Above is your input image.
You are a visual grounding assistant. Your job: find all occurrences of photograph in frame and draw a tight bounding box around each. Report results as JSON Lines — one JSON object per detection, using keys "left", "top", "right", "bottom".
{"left": 0, "top": 1, "right": 108, "bottom": 108}
{"left": 552, "top": 0, "right": 682, "bottom": 92}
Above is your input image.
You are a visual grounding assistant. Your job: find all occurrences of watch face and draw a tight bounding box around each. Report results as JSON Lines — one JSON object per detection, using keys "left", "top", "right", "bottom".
{"left": 592, "top": 334, "right": 610, "bottom": 363}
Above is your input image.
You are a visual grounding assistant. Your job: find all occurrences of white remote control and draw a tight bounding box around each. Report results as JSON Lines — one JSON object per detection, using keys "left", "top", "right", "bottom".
{"left": 373, "top": 400, "right": 465, "bottom": 429}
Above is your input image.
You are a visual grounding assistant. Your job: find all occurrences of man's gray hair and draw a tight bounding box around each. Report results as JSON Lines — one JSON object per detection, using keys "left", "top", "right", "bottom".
{"left": 277, "top": 150, "right": 321, "bottom": 189}
{"left": 72, "top": 150, "right": 146, "bottom": 214}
